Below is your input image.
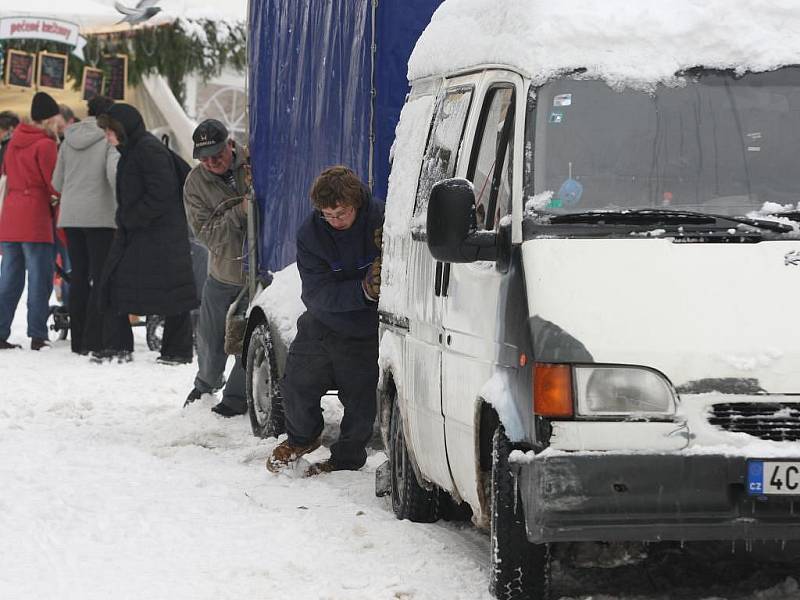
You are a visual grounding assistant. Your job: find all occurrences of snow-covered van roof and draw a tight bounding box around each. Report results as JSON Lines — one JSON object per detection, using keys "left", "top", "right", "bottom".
{"left": 408, "top": 0, "right": 800, "bottom": 87}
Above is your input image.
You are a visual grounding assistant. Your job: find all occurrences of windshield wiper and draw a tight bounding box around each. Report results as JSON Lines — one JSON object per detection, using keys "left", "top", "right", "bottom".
{"left": 548, "top": 209, "right": 793, "bottom": 233}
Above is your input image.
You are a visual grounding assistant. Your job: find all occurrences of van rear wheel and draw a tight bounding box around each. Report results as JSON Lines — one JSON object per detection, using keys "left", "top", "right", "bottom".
{"left": 490, "top": 426, "right": 550, "bottom": 600}
{"left": 245, "top": 321, "right": 285, "bottom": 438}
{"left": 389, "top": 402, "right": 439, "bottom": 522}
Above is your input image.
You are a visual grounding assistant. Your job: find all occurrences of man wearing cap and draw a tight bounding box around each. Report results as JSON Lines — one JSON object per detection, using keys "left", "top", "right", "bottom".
{"left": 183, "top": 119, "right": 250, "bottom": 416}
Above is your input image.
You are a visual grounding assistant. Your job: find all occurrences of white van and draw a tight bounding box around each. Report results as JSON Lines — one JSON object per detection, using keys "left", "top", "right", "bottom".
{"left": 375, "top": 7, "right": 800, "bottom": 599}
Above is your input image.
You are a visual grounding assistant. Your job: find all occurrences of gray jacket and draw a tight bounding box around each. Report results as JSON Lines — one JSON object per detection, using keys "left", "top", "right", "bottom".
{"left": 183, "top": 143, "right": 248, "bottom": 286}
{"left": 52, "top": 116, "right": 119, "bottom": 229}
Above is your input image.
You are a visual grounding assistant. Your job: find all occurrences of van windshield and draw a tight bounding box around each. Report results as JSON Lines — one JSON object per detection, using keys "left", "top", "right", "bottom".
{"left": 524, "top": 67, "right": 800, "bottom": 218}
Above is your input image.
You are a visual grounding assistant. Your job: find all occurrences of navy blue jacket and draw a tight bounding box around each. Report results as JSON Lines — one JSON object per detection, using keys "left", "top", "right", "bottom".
{"left": 296, "top": 191, "right": 384, "bottom": 338}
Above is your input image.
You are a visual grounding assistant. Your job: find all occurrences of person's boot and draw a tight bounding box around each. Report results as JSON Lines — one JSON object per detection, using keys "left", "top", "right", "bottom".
{"left": 266, "top": 438, "right": 322, "bottom": 473}
{"left": 156, "top": 354, "right": 193, "bottom": 366}
{"left": 210, "top": 401, "right": 246, "bottom": 417}
{"left": 89, "top": 350, "right": 113, "bottom": 364}
{"left": 184, "top": 387, "right": 203, "bottom": 407}
{"left": 30, "top": 338, "right": 50, "bottom": 351}
{"left": 0, "top": 339, "right": 22, "bottom": 350}
{"left": 305, "top": 458, "right": 363, "bottom": 477}
{"left": 115, "top": 351, "right": 133, "bottom": 363}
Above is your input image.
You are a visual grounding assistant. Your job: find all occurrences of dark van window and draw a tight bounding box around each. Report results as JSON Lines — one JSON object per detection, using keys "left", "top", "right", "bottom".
{"left": 413, "top": 87, "right": 473, "bottom": 220}
{"left": 525, "top": 67, "right": 800, "bottom": 217}
{"left": 468, "top": 86, "right": 515, "bottom": 230}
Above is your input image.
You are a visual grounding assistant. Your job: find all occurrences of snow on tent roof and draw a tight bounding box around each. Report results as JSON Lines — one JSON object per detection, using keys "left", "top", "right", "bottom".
{"left": 408, "top": 0, "right": 800, "bottom": 87}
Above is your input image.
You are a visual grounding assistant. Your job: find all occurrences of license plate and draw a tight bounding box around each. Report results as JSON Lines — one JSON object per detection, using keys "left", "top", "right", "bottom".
{"left": 747, "top": 461, "right": 800, "bottom": 495}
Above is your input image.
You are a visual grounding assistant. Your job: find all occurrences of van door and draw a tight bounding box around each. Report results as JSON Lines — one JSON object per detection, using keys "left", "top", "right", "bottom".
{"left": 440, "top": 72, "right": 526, "bottom": 507}
{"left": 404, "top": 77, "right": 476, "bottom": 490}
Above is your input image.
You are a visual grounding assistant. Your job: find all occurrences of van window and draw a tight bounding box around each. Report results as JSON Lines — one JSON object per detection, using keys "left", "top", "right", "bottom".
{"left": 467, "top": 86, "right": 515, "bottom": 230}
{"left": 524, "top": 67, "right": 800, "bottom": 217}
{"left": 413, "top": 87, "right": 473, "bottom": 221}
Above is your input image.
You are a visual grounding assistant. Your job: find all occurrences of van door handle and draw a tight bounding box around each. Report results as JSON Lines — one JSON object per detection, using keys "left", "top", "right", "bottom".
{"left": 434, "top": 261, "right": 443, "bottom": 296}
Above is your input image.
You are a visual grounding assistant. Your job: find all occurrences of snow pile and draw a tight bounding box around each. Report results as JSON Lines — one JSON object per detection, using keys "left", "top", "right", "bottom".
{"left": 409, "top": 0, "right": 800, "bottom": 86}
{"left": 252, "top": 262, "right": 305, "bottom": 343}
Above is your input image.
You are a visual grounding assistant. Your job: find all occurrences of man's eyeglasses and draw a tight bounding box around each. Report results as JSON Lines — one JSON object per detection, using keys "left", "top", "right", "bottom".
{"left": 320, "top": 205, "right": 355, "bottom": 223}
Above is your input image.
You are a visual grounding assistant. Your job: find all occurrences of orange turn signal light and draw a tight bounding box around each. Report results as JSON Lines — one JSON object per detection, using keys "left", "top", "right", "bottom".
{"left": 533, "top": 363, "right": 574, "bottom": 418}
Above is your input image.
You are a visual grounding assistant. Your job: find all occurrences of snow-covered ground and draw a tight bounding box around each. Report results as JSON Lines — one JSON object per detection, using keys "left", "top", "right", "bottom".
{"left": 1, "top": 286, "right": 799, "bottom": 600}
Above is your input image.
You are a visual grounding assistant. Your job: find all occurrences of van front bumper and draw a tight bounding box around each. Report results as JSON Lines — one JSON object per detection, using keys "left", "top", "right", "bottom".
{"left": 517, "top": 453, "right": 800, "bottom": 544}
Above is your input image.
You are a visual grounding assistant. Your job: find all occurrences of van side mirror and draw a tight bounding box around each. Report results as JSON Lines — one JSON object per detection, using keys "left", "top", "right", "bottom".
{"left": 426, "top": 178, "right": 497, "bottom": 263}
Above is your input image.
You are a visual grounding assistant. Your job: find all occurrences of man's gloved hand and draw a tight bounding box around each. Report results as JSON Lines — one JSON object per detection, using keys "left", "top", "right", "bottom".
{"left": 363, "top": 256, "right": 382, "bottom": 302}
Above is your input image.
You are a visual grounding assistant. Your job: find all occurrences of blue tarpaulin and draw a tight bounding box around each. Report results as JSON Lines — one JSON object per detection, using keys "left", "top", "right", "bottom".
{"left": 248, "top": 0, "right": 442, "bottom": 273}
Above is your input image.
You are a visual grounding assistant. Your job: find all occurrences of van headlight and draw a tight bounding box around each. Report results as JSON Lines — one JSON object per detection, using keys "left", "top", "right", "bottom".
{"left": 574, "top": 366, "right": 676, "bottom": 416}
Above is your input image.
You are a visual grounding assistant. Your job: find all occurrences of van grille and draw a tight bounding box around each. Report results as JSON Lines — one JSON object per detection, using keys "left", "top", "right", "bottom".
{"left": 708, "top": 403, "right": 800, "bottom": 442}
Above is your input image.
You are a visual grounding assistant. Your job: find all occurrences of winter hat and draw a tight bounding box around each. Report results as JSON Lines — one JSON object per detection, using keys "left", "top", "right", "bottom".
{"left": 30, "top": 92, "right": 59, "bottom": 122}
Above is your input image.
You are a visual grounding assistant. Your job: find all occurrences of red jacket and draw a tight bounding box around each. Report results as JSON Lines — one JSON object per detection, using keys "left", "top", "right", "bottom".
{"left": 0, "top": 123, "right": 59, "bottom": 243}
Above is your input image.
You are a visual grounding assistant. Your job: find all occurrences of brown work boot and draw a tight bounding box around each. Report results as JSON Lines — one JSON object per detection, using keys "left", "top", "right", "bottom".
{"left": 266, "top": 438, "right": 321, "bottom": 473}
{"left": 0, "top": 339, "right": 22, "bottom": 350}
{"left": 304, "top": 458, "right": 364, "bottom": 477}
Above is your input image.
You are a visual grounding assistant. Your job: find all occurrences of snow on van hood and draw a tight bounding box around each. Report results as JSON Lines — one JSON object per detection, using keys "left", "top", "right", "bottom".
{"left": 522, "top": 237, "right": 800, "bottom": 393}
{"left": 408, "top": 0, "right": 800, "bottom": 86}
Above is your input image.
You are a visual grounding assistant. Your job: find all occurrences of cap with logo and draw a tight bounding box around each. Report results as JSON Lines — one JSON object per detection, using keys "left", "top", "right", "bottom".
{"left": 192, "top": 118, "right": 229, "bottom": 159}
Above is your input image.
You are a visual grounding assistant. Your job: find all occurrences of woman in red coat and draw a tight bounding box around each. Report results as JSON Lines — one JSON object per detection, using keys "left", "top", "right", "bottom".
{"left": 0, "top": 92, "right": 65, "bottom": 350}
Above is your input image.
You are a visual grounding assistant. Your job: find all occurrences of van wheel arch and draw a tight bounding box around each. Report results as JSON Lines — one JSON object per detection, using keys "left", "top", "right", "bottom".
{"left": 475, "top": 400, "right": 501, "bottom": 528}
{"left": 377, "top": 369, "right": 397, "bottom": 451}
{"left": 242, "top": 306, "right": 267, "bottom": 361}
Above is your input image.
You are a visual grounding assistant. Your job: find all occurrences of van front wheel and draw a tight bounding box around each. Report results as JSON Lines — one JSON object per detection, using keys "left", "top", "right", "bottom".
{"left": 490, "top": 426, "right": 550, "bottom": 600}
{"left": 389, "top": 402, "right": 439, "bottom": 523}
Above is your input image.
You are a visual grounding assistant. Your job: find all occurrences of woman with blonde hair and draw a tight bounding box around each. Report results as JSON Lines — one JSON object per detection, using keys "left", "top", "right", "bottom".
{"left": 0, "top": 91, "right": 64, "bottom": 350}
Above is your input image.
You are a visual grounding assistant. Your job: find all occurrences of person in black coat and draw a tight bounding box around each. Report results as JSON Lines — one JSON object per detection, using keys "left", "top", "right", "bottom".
{"left": 98, "top": 103, "right": 199, "bottom": 364}
{"left": 267, "top": 165, "right": 383, "bottom": 476}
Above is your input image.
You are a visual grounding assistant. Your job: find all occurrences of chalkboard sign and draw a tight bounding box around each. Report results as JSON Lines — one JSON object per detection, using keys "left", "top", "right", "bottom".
{"left": 5, "top": 50, "right": 34, "bottom": 88}
{"left": 102, "top": 54, "right": 127, "bottom": 101}
{"left": 37, "top": 52, "right": 68, "bottom": 90}
{"left": 82, "top": 67, "right": 104, "bottom": 100}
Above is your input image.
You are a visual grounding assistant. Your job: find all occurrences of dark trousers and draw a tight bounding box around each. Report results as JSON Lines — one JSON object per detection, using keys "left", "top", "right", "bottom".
{"left": 64, "top": 227, "right": 132, "bottom": 353}
{"left": 194, "top": 276, "right": 246, "bottom": 412}
{"left": 161, "top": 311, "right": 193, "bottom": 359}
{"left": 280, "top": 312, "right": 378, "bottom": 469}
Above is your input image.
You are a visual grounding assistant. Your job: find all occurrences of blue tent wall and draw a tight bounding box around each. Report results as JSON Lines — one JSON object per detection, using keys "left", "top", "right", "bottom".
{"left": 372, "top": 0, "right": 443, "bottom": 204}
{"left": 248, "top": 0, "right": 442, "bottom": 273}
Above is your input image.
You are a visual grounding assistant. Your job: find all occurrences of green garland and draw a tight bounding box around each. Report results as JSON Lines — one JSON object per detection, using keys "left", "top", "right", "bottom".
{"left": 1, "top": 19, "right": 246, "bottom": 105}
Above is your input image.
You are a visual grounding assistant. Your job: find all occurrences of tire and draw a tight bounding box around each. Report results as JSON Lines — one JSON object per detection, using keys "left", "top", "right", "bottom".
{"left": 490, "top": 426, "right": 550, "bottom": 600}
{"left": 389, "top": 401, "right": 439, "bottom": 522}
{"left": 245, "top": 321, "right": 285, "bottom": 438}
{"left": 146, "top": 315, "right": 164, "bottom": 352}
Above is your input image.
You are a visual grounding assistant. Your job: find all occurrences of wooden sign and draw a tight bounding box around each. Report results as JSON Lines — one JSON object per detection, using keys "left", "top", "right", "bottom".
{"left": 5, "top": 49, "right": 35, "bottom": 88}
{"left": 81, "top": 67, "right": 104, "bottom": 100}
{"left": 37, "top": 51, "right": 68, "bottom": 90}
{"left": 102, "top": 54, "right": 127, "bottom": 101}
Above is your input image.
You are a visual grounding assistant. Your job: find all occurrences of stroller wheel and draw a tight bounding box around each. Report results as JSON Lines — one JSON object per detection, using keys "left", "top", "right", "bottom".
{"left": 48, "top": 305, "right": 70, "bottom": 340}
{"left": 146, "top": 315, "right": 165, "bottom": 352}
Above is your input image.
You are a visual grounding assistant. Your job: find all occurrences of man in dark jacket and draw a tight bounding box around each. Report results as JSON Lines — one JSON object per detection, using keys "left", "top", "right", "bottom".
{"left": 97, "top": 103, "right": 199, "bottom": 363}
{"left": 267, "top": 165, "right": 383, "bottom": 476}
